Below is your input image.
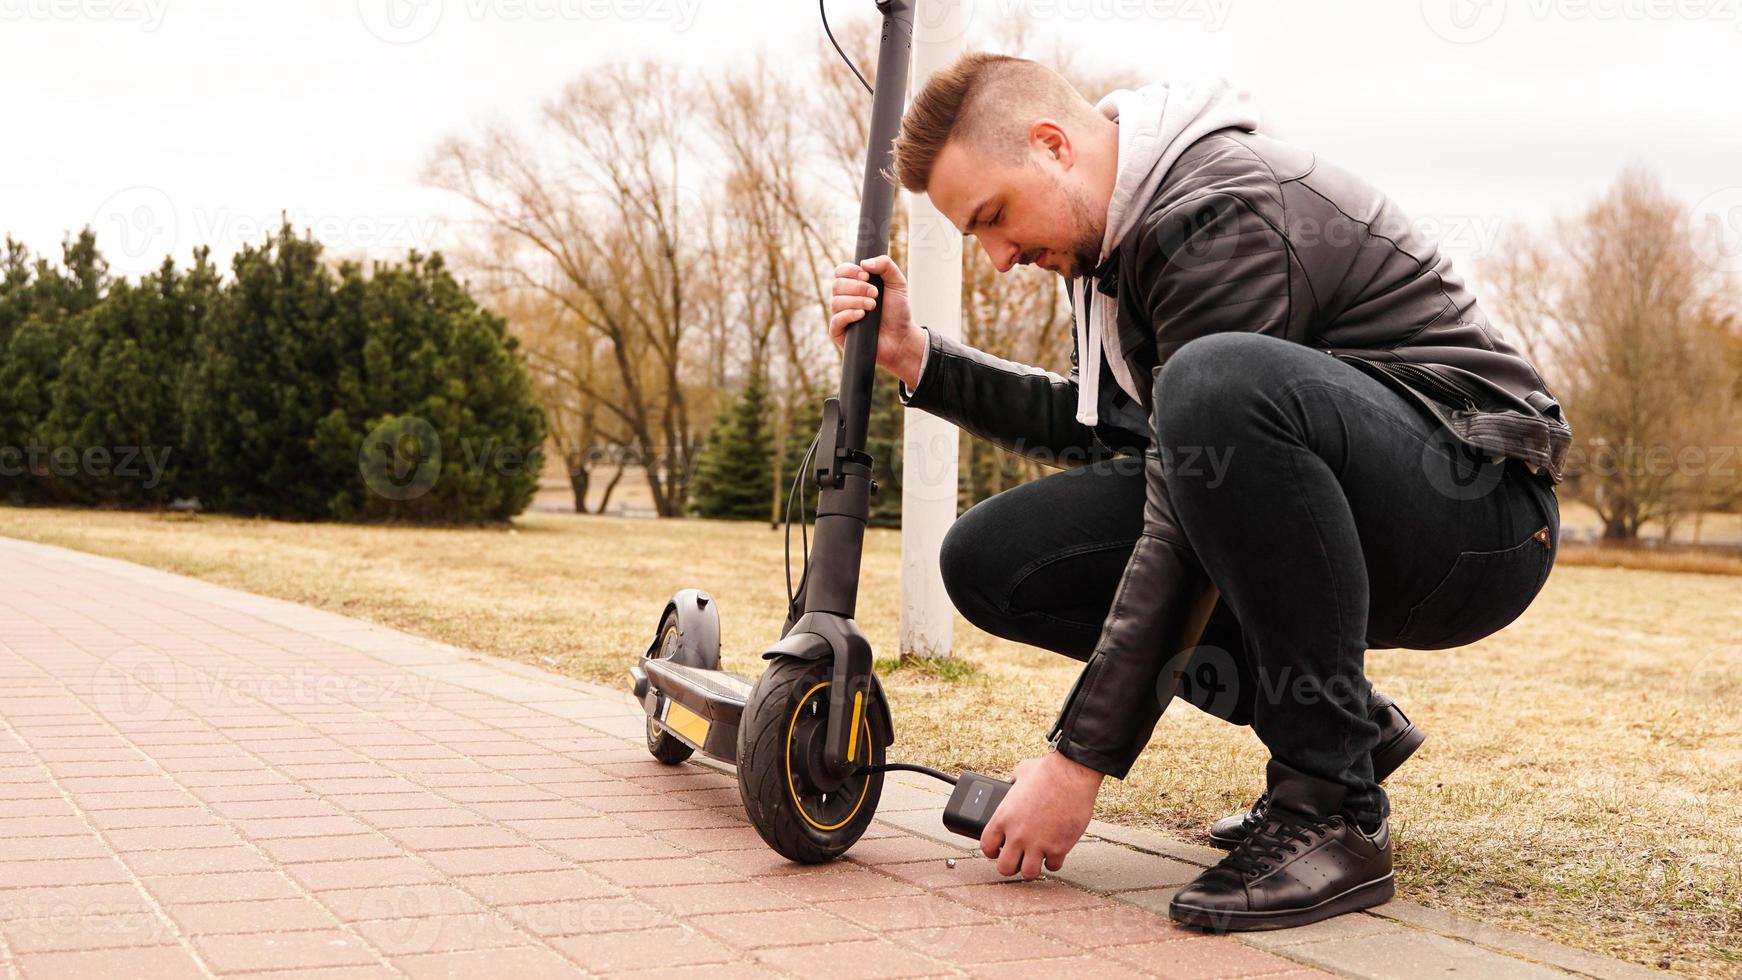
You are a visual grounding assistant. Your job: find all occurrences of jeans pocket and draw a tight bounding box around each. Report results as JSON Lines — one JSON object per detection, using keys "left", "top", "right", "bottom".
{"left": 1394, "top": 528, "right": 1552, "bottom": 649}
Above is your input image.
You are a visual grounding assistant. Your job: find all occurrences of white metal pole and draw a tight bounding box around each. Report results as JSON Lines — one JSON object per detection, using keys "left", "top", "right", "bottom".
{"left": 900, "top": 0, "right": 967, "bottom": 660}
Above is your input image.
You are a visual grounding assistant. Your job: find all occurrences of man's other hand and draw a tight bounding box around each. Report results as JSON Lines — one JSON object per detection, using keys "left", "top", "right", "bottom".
{"left": 980, "top": 750, "right": 1105, "bottom": 879}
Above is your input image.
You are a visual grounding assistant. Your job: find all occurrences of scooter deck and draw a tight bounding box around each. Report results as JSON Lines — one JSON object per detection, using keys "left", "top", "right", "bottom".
{"left": 638, "top": 659, "right": 757, "bottom": 762}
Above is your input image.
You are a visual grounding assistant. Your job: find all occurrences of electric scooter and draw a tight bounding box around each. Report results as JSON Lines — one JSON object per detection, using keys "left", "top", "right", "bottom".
{"left": 627, "top": 0, "right": 1012, "bottom": 863}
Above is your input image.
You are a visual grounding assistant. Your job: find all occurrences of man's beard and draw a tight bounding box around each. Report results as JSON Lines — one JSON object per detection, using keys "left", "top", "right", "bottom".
{"left": 1061, "top": 178, "right": 1104, "bottom": 278}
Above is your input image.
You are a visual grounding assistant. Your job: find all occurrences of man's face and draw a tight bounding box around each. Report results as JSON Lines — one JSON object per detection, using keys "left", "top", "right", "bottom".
{"left": 927, "top": 124, "right": 1106, "bottom": 279}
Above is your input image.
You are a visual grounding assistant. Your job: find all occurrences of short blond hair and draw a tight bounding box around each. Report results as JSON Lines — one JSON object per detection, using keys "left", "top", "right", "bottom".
{"left": 891, "top": 52, "right": 1098, "bottom": 194}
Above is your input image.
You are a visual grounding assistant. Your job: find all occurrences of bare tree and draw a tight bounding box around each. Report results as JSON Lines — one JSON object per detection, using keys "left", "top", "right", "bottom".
{"left": 425, "top": 59, "right": 706, "bottom": 517}
{"left": 1488, "top": 166, "right": 1742, "bottom": 541}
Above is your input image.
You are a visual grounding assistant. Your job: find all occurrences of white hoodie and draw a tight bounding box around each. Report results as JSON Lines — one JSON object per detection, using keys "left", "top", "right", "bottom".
{"left": 1072, "top": 79, "right": 1259, "bottom": 426}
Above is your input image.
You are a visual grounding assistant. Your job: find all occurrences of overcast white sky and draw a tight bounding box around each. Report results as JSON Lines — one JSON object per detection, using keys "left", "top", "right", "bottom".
{"left": 3, "top": 0, "right": 1740, "bottom": 288}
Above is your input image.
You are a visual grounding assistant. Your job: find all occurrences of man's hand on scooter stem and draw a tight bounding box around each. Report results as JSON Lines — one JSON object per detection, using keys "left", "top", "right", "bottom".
{"left": 828, "top": 254, "right": 926, "bottom": 390}
{"left": 981, "top": 751, "right": 1105, "bottom": 879}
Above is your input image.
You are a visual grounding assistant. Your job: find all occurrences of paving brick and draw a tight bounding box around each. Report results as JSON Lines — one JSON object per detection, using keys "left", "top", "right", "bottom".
{"left": 382, "top": 824, "right": 525, "bottom": 851}
{"left": 422, "top": 846, "right": 572, "bottom": 876}
{"left": 689, "top": 906, "right": 880, "bottom": 950}
{"left": 104, "top": 824, "right": 247, "bottom": 853}
{"left": 287, "top": 857, "right": 444, "bottom": 892}
{"left": 14, "top": 944, "right": 206, "bottom": 980}
{"left": 498, "top": 816, "right": 630, "bottom": 840}
{"left": 233, "top": 814, "right": 377, "bottom": 840}
{"left": 1105, "top": 935, "right": 1306, "bottom": 978}
{"left": 122, "top": 845, "right": 273, "bottom": 876}
{"left": 194, "top": 930, "right": 378, "bottom": 971}
{"left": 0, "top": 835, "right": 113, "bottom": 862}
{"left": 2, "top": 909, "right": 176, "bottom": 953}
{"left": 935, "top": 880, "right": 1115, "bottom": 916}
{"left": 888, "top": 921, "right": 1080, "bottom": 965}
{"left": 632, "top": 881, "right": 806, "bottom": 916}
{"left": 965, "top": 952, "right": 1150, "bottom": 979}
{"left": 459, "top": 869, "right": 620, "bottom": 905}
{"left": 550, "top": 924, "right": 738, "bottom": 972}
{"left": 392, "top": 946, "right": 580, "bottom": 980}
{"left": 0, "top": 858, "right": 133, "bottom": 889}
{"left": 1011, "top": 902, "right": 1196, "bottom": 947}
{"left": 1279, "top": 930, "right": 1569, "bottom": 979}
{"left": 351, "top": 912, "right": 526, "bottom": 955}
{"left": 319, "top": 882, "right": 489, "bottom": 922}
{"left": 877, "top": 855, "right": 1024, "bottom": 889}
{"left": 496, "top": 895, "right": 670, "bottom": 937}
{"left": 815, "top": 893, "right": 991, "bottom": 931}
{"left": 354, "top": 808, "right": 483, "bottom": 830}
{"left": 141, "top": 870, "right": 303, "bottom": 904}
{"left": 842, "top": 834, "right": 972, "bottom": 866}
{"left": 166, "top": 897, "right": 341, "bottom": 934}
{"left": 255, "top": 834, "right": 405, "bottom": 864}
{"left": 751, "top": 937, "right": 949, "bottom": 978}
{"left": 587, "top": 856, "right": 748, "bottom": 887}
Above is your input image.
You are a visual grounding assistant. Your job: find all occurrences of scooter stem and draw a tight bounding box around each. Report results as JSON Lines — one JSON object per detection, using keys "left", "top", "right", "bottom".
{"left": 802, "top": 0, "right": 913, "bottom": 620}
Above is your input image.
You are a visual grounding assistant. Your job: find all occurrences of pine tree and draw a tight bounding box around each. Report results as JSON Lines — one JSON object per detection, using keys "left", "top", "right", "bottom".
{"left": 863, "top": 374, "right": 905, "bottom": 528}
{"left": 689, "top": 368, "right": 776, "bottom": 521}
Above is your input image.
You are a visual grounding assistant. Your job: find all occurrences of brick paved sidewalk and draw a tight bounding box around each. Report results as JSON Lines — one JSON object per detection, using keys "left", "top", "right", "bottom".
{"left": 0, "top": 537, "right": 1654, "bottom": 979}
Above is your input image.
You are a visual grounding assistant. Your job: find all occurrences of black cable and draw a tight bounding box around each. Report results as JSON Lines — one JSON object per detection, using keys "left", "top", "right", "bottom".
{"left": 784, "top": 431, "right": 820, "bottom": 619}
{"left": 821, "top": 0, "right": 873, "bottom": 95}
{"left": 853, "top": 762, "right": 960, "bottom": 786}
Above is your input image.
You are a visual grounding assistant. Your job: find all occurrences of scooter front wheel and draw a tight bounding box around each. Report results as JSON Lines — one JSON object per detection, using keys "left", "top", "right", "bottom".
{"left": 736, "top": 656, "right": 886, "bottom": 863}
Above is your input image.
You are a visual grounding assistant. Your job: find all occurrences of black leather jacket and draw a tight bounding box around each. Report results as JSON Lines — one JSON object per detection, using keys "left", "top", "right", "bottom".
{"left": 898, "top": 128, "right": 1571, "bottom": 777}
{"left": 900, "top": 128, "right": 1571, "bottom": 481}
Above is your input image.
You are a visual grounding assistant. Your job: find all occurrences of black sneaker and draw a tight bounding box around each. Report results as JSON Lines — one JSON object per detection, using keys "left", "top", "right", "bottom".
{"left": 1171, "top": 760, "right": 1394, "bottom": 932}
{"left": 1206, "top": 690, "right": 1423, "bottom": 849}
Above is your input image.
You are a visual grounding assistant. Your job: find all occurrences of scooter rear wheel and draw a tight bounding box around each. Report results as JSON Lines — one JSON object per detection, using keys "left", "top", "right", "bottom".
{"left": 736, "top": 656, "right": 886, "bottom": 863}
{"left": 644, "top": 614, "right": 697, "bottom": 765}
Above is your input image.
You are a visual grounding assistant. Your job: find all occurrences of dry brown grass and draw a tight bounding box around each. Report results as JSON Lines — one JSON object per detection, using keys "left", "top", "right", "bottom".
{"left": 4, "top": 506, "right": 1739, "bottom": 975}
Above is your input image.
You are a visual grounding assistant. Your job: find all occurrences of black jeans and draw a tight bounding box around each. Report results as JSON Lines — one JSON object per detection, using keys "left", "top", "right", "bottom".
{"left": 939, "top": 333, "right": 1559, "bottom": 824}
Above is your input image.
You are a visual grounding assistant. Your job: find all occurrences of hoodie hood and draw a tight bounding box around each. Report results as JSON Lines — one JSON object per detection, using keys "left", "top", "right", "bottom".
{"left": 1070, "top": 78, "right": 1259, "bottom": 426}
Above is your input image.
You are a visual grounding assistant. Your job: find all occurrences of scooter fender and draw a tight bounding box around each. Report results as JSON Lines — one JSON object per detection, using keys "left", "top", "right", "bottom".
{"left": 762, "top": 613, "right": 894, "bottom": 762}
{"left": 648, "top": 588, "right": 722, "bottom": 671}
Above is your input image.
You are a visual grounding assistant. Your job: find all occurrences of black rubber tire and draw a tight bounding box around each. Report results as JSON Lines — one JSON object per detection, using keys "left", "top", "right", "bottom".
{"left": 736, "top": 656, "right": 886, "bottom": 863}
{"left": 644, "top": 616, "right": 696, "bottom": 765}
